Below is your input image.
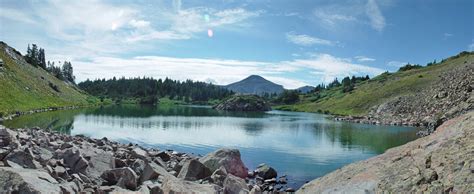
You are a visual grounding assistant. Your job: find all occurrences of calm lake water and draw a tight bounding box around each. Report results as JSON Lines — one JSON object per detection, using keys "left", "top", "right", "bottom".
{"left": 3, "top": 105, "right": 418, "bottom": 189}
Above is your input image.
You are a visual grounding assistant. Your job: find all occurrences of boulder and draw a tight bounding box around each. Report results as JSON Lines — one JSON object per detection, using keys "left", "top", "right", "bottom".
{"left": 199, "top": 148, "right": 248, "bottom": 178}
{"left": 223, "top": 173, "right": 249, "bottom": 194}
{"left": 101, "top": 167, "right": 138, "bottom": 190}
{"left": 141, "top": 180, "right": 164, "bottom": 194}
{"left": 156, "top": 151, "right": 171, "bottom": 162}
{"left": 131, "top": 159, "right": 146, "bottom": 177}
{"left": 211, "top": 166, "right": 228, "bottom": 186}
{"left": 82, "top": 147, "right": 115, "bottom": 181}
{"left": 0, "top": 127, "right": 13, "bottom": 146}
{"left": 255, "top": 163, "right": 277, "bottom": 180}
{"left": 4, "top": 149, "right": 38, "bottom": 169}
{"left": 161, "top": 177, "right": 220, "bottom": 193}
{"left": 60, "top": 148, "right": 88, "bottom": 173}
{"left": 140, "top": 161, "right": 171, "bottom": 183}
{"left": 131, "top": 147, "right": 149, "bottom": 160}
{"left": 97, "top": 185, "right": 134, "bottom": 193}
{"left": 177, "top": 158, "right": 212, "bottom": 181}
{"left": 0, "top": 167, "right": 62, "bottom": 193}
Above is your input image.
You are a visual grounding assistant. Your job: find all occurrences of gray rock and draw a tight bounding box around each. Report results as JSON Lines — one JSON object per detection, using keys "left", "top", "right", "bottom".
{"left": 5, "top": 149, "right": 37, "bottom": 169}
{"left": 101, "top": 167, "right": 138, "bottom": 190}
{"left": 161, "top": 176, "right": 220, "bottom": 193}
{"left": 0, "top": 127, "right": 13, "bottom": 146}
{"left": 255, "top": 163, "right": 277, "bottom": 180}
{"left": 224, "top": 173, "right": 249, "bottom": 194}
{"left": 97, "top": 185, "right": 134, "bottom": 193}
{"left": 199, "top": 148, "right": 248, "bottom": 178}
{"left": 140, "top": 161, "right": 171, "bottom": 183}
{"left": 54, "top": 165, "right": 67, "bottom": 177}
{"left": 211, "top": 166, "right": 228, "bottom": 186}
{"left": 177, "top": 158, "right": 212, "bottom": 181}
{"left": 60, "top": 181, "right": 80, "bottom": 193}
{"left": 132, "top": 159, "right": 146, "bottom": 177}
{"left": 60, "top": 148, "right": 88, "bottom": 173}
{"left": 156, "top": 151, "right": 171, "bottom": 162}
{"left": 132, "top": 147, "right": 149, "bottom": 160}
{"left": 250, "top": 185, "right": 262, "bottom": 194}
{"left": 82, "top": 147, "right": 115, "bottom": 181}
{"left": 0, "top": 167, "right": 62, "bottom": 193}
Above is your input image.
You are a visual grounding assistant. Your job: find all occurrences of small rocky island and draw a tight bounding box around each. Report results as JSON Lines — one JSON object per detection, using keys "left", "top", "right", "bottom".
{"left": 213, "top": 95, "right": 272, "bottom": 112}
{"left": 0, "top": 125, "right": 294, "bottom": 193}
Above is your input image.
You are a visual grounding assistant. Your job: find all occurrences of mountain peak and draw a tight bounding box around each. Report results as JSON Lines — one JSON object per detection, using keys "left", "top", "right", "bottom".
{"left": 225, "top": 75, "right": 284, "bottom": 95}
{"left": 244, "top": 75, "right": 265, "bottom": 80}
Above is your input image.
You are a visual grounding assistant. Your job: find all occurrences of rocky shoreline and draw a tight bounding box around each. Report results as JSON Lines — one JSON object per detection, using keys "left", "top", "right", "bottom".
{"left": 213, "top": 95, "right": 272, "bottom": 112}
{"left": 298, "top": 111, "right": 474, "bottom": 193}
{"left": 0, "top": 106, "right": 81, "bottom": 122}
{"left": 0, "top": 125, "right": 295, "bottom": 193}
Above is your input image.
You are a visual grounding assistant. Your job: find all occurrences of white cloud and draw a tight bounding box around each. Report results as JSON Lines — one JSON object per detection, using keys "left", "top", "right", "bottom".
{"left": 444, "top": 33, "right": 453, "bottom": 37}
{"left": 282, "top": 53, "right": 384, "bottom": 83}
{"left": 469, "top": 43, "right": 474, "bottom": 51}
{"left": 313, "top": 10, "right": 357, "bottom": 27}
{"left": 0, "top": 7, "right": 37, "bottom": 24}
{"left": 286, "top": 32, "right": 333, "bottom": 46}
{"left": 313, "top": 0, "right": 387, "bottom": 31}
{"left": 387, "top": 60, "right": 407, "bottom": 67}
{"left": 355, "top": 56, "right": 376, "bottom": 62}
{"left": 129, "top": 19, "right": 150, "bottom": 28}
{"left": 366, "top": 0, "right": 386, "bottom": 31}
{"left": 73, "top": 53, "right": 383, "bottom": 88}
{"left": 169, "top": 7, "right": 263, "bottom": 37}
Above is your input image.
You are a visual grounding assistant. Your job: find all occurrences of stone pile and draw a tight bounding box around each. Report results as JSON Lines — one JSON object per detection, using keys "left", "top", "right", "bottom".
{"left": 0, "top": 125, "right": 294, "bottom": 193}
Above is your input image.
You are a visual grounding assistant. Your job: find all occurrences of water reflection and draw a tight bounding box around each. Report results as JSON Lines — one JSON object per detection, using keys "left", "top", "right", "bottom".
{"left": 4, "top": 105, "right": 418, "bottom": 188}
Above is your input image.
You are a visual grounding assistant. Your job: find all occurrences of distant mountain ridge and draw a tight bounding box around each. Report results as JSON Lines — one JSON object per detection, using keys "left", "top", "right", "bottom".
{"left": 225, "top": 75, "right": 285, "bottom": 95}
{"left": 296, "top": 86, "right": 315, "bottom": 94}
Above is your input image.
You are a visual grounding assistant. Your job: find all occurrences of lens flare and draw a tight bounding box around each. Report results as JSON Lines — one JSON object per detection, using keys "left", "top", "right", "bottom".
{"left": 207, "top": 29, "right": 213, "bottom": 37}
{"left": 204, "top": 14, "right": 210, "bottom": 23}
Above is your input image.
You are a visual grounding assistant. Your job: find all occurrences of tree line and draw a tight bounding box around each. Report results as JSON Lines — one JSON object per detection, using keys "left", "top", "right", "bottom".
{"left": 78, "top": 77, "right": 234, "bottom": 104}
{"left": 25, "top": 44, "right": 75, "bottom": 83}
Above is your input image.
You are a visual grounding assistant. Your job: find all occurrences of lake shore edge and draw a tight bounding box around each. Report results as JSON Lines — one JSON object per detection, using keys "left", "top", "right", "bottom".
{"left": 0, "top": 124, "right": 295, "bottom": 193}
{"left": 297, "top": 111, "right": 474, "bottom": 193}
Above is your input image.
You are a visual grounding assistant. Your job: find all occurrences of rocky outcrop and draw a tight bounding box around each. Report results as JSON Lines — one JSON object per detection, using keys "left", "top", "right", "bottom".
{"left": 213, "top": 95, "right": 271, "bottom": 111}
{"left": 0, "top": 125, "right": 294, "bottom": 193}
{"left": 298, "top": 111, "right": 474, "bottom": 193}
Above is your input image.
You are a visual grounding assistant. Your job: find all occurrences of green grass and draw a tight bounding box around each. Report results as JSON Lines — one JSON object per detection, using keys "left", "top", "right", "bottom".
{"left": 275, "top": 52, "right": 474, "bottom": 116}
{"left": 0, "top": 43, "right": 100, "bottom": 116}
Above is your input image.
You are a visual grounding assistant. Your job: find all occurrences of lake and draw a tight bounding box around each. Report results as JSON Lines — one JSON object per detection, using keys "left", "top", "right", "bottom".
{"left": 3, "top": 105, "right": 418, "bottom": 189}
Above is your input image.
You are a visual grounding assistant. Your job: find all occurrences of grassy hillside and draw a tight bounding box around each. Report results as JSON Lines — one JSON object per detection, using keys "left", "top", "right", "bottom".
{"left": 276, "top": 51, "right": 474, "bottom": 116}
{"left": 0, "top": 42, "right": 98, "bottom": 116}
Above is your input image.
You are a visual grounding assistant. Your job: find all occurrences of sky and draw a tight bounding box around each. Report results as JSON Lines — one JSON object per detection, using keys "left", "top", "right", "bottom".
{"left": 0, "top": 0, "right": 473, "bottom": 89}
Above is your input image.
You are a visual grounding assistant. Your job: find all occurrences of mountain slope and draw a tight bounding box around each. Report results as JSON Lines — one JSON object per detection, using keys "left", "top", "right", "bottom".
{"left": 0, "top": 42, "right": 95, "bottom": 116}
{"left": 225, "top": 75, "right": 284, "bottom": 95}
{"left": 277, "top": 51, "right": 474, "bottom": 126}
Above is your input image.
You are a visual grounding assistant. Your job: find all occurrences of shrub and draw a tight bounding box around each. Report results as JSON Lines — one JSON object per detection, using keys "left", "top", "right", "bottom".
{"left": 48, "top": 82, "right": 60, "bottom": 92}
{"left": 398, "top": 64, "right": 422, "bottom": 72}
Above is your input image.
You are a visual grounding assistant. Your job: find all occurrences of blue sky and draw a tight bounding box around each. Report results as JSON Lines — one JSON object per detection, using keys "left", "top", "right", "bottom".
{"left": 0, "top": 0, "right": 472, "bottom": 88}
